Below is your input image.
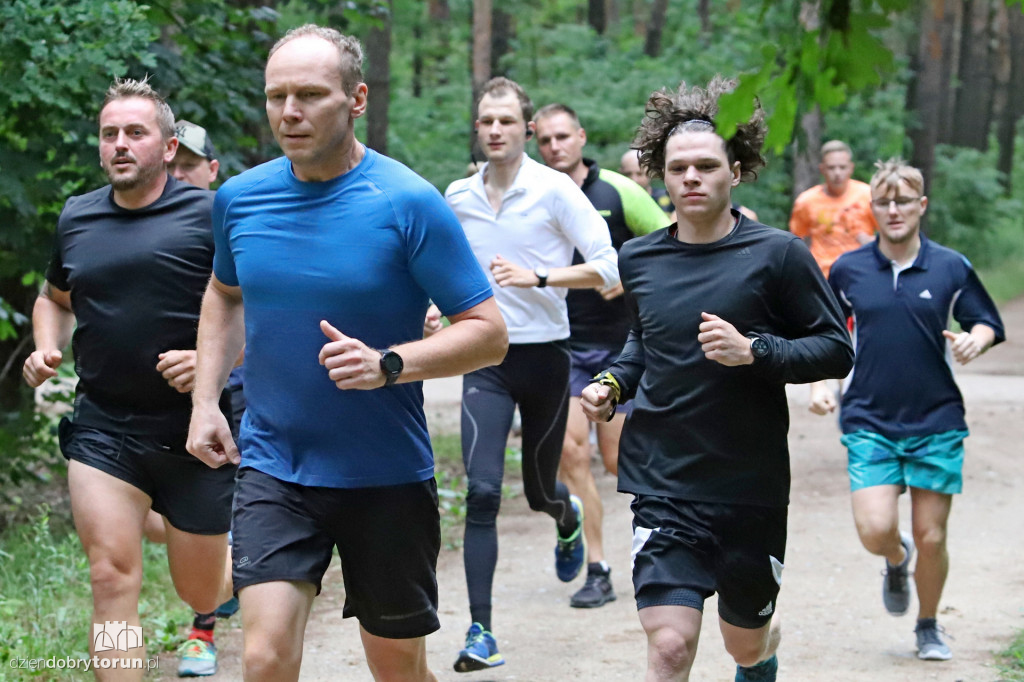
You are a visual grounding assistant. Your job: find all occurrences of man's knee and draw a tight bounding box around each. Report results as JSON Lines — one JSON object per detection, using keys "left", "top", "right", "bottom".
{"left": 913, "top": 524, "right": 947, "bottom": 555}
{"left": 466, "top": 479, "right": 502, "bottom": 523}
{"left": 89, "top": 555, "right": 142, "bottom": 602}
{"left": 646, "top": 625, "right": 697, "bottom": 676}
{"left": 364, "top": 637, "right": 433, "bottom": 682}
{"left": 243, "top": 639, "right": 302, "bottom": 682}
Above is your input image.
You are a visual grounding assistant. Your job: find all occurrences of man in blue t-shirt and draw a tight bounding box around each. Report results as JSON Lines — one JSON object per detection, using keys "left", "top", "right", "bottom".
{"left": 186, "top": 25, "right": 507, "bottom": 682}
{"left": 813, "top": 158, "right": 1004, "bottom": 663}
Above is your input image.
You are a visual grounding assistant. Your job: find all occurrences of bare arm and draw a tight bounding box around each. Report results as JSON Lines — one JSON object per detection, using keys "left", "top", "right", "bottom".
{"left": 489, "top": 255, "right": 606, "bottom": 289}
{"left": 22, "top": 283, "right": 74, "bottom": 387}
{"left": 187, "top": 275, "right": 245, "bottom": 467}
{"left": 319, "top": 297, "right": 508, "bottom": 390}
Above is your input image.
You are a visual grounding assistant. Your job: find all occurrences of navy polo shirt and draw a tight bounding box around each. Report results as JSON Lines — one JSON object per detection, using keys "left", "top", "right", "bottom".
{"left": 829, "top": 234, "right": 1004, "bottom": 440}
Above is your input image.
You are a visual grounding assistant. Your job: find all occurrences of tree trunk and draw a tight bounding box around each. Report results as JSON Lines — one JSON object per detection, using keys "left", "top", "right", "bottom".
{"left": 632, "top": 0, "right": 646, "bottom": 37}
{"left": 908, "top": 0, "right": 962, "bottom": 192}
{"left": 605, "top": 0, "right": 619, "bottom": 33}
{"left": 412, "top": 20, "right": 423, "bottom": 98}
{"left": 792, "top": 108, "right": 823, "bottom": 199}
{"left": 950, "top": 0, "right": 995, "bottom": 149}
{"left": 996, "top": 7, "right": 1024, "bottom": 193}
{"left": 698, "top": 0, "right": 711, "bottom": 35}
{"left": 643, "top": 0, "right": 669, "bottom": 57}
{"left": 365, "top": 1, "right": 392, "bottom": 154}
{"left": 429, "top": 0, "right": 449, "bottom": 21}
{"left": 491, "top": 8, "right": 512, "bottom": 77}
{"left": 791, "top": 3, "right": 822, "bottom": 200}
{"left": 472, "top": 0, "right": 492, "bottom": 99}
{"left": 588, "top": 0, "right": 606, "bottom": 34}
{"left": 937, "top": 0, "right": 964, "bottom": 144}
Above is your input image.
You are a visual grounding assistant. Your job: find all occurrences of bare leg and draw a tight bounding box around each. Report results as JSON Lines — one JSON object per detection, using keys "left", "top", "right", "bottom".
{"left": 239, "top": 581, "right": 315, "bottom": 682}
{"left": 638, "top": 604, "right": 703, "bottom": 682}
{"left": 908, "top": 487, "right": 953, "bottom": 619}
{"left": 850, "top": 485, "right": 906, "bottom": 565}
{"left": 68, "top": 460, "right": 151, "bottom": 682}
{"left": 164, "top": 526, "right": 233, "bottom": 614}
{"left": 720, "top": 615, "right": 781, "bottom": 668}
{"left": 558, "top": 399, "right": 603, "bottom": 561}
{"left": 361, "top": 628, "right": 438, "bottom": 682}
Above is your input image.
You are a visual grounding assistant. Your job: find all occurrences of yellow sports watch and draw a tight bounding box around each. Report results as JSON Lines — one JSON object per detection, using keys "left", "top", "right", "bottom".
{"left": 591, "top": 371, "right": 622, "bottom": 421}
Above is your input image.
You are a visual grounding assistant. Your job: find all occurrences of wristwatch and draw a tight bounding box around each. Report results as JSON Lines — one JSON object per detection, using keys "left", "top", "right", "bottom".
{"left": 747, "top": 333, "right": 770, "bottom": 362}
{"left": 378, "top": 349, "right": 404, "bottom": 387}
{"left": 534, "top": 266, "right": 549, "bottom": 288}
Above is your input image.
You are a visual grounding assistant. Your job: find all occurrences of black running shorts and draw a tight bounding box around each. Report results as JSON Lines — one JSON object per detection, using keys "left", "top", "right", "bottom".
{"left": 231, "top": 467, "right": 441, "bottom": 639}
{"left": 630, "top": 494, "right": 787, "bottom": 629}
{"left": 58, "top": 417, "right": 235, "bottom": 535}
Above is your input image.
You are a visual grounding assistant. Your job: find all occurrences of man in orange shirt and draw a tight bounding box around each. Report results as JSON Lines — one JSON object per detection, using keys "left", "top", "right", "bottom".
{"left": 789, "top": 140, "right": 876, "bottom": 277}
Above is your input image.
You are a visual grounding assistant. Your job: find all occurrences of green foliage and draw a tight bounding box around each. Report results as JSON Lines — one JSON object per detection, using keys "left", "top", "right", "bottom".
{"left": 718, "top": 1, "right": 902, "bottom": 151}
{"left": 0, "top": 506, "right": 192, "bottom": 671}
{"left": 997, "top": 628, "right": 1024, "bottom": 681}
{"left": 927, "top": 145, "right": 1024, "bottom": 268}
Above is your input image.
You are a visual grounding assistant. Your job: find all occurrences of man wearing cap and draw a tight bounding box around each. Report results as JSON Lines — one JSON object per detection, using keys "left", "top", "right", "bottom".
{"left": 169, "top": 120, "right": 221, "bottom": 190}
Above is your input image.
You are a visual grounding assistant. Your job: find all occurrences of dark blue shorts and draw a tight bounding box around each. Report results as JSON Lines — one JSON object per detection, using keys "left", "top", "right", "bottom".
{"left": 58, "top": 417, "right": 235, "bottom": 535}
{"left": 569, "top": 348, "right": 633, "bottom": 416}
{"left": 630, "top": 494, "right": 787, "bottom": 629}
{"left": 231, "top": 468, "right": 441, "bottom": 639}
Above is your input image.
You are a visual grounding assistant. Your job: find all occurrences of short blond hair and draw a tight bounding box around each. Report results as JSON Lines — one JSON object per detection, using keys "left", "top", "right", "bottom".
{"left": 870, "top": 158, "right": 925, "bottom": 196}
{"left": 821, "top": 140, "right": 852, "bottom": 157}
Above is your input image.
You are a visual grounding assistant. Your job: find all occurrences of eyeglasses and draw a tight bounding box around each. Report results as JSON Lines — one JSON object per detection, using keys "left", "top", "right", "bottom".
{"left": 871, "top": 196, "right": 921, "bottom": 208}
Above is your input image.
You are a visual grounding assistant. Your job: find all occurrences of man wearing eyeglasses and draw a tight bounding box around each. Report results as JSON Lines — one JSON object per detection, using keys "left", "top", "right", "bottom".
{"left": 812, "top": 158, "right": 1004, "bottom": 663}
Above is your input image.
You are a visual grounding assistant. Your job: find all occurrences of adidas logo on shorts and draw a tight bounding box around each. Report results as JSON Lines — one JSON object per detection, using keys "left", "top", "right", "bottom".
{"left": 758, "top": 601, "right": 774, "bottom": 617}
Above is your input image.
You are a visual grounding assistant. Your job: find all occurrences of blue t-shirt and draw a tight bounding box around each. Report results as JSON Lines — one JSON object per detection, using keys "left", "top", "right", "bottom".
{"left": 213, "top": 149, "right": 493, "bottom": 488}
{"left": 830, "top": 235, "right": 1005, "bottom": 439}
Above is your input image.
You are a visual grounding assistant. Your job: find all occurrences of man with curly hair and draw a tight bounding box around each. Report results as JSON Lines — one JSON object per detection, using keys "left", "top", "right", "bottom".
{"left": 580, "top": 77, "right": 854, "bottom": 682}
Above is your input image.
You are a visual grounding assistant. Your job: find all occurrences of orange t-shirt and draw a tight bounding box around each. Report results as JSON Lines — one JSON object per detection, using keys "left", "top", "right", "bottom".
{"left": 789, "top": 180, "right": 877, "bottom": 277}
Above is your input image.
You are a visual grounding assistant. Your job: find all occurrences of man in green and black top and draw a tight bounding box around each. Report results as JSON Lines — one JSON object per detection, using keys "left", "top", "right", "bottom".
{"left": 534, "top": 103, "right": 668, "bottom": 609}
{"left": 580, "top": 78, "right": 854, "bottom": 682}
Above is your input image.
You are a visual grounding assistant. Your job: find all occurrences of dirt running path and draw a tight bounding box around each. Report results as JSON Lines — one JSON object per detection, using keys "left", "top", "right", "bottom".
{"left": 162, "top": 298, "right": 1024, "bottom": 681}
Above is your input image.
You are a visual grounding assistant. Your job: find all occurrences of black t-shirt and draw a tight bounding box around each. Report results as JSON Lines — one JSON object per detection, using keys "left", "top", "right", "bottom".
{"left": 46, "top": 176, "right": 216, "bottom": 437}
{"left": 608, "top": 213, "right": 854, "bottom": 507}
{"left": 568, "top": 160, "right": 654, "bottom": 351}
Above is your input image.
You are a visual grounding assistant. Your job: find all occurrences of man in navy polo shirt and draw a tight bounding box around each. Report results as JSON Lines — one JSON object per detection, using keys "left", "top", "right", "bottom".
{"left": 815, "top": 158, "right": 1004, "bottom": 662}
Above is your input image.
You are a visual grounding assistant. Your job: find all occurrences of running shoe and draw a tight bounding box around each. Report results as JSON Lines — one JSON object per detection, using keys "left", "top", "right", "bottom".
{"left": 555, "top": 495, "right": 586, "bottom": 583}
{"left": 177, "top": 635, "right": 217, "bottom": 677}
{"left": 570, "top": 563, "right": 616, "bottom": 608}
{"left": 882, "top": 531, "right": 915, "bottom": 616}
{"left": 453, "top": 622, "right": 505, "bottom": 672}
{"left": 214, "top": 596, "right": 239, "bottom": 618}
{"left": 735, "top": 654, "right": 778, "bottom": 682}
{"left": 915, "top": 618, "right": 953, "bottom": 660}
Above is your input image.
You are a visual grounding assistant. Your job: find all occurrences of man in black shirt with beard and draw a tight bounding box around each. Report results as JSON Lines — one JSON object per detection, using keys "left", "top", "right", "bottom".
{"left": 581, "top": 78, "right": 853, "bottom": 682}
{"left": 23, "top": 79, "right": 234, "bottom": 678}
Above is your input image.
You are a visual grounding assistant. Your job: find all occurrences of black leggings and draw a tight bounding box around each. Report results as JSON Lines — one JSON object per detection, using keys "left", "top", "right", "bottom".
{"left": 461, "top": 341, "right": 574, "bottom": 629}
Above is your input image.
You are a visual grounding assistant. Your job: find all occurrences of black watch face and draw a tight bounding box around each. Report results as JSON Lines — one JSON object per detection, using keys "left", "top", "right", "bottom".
{"left": 382, "top": 351, "right": 404, "bottom": 373}
{"left": 751, "top": 337, "right": 770, "bottom": 359}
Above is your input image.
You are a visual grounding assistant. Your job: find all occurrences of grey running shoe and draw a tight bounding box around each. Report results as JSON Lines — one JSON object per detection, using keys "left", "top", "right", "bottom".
{"left": 915, "top": 618, "right": 953, "bottom": 660}
{"left": 570, "top": 564, "right": 616, "bottom": 608}
{"left": 882, "top": 531, "right": 914, "bottom": 616}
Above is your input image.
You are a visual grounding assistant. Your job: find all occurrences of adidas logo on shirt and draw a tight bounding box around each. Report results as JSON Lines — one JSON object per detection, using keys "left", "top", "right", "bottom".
{"left": 735, "top": 247, "right": 752, "bottom": 258}
{"left": 919, "top": 289, "right": 933, "bottom": 299}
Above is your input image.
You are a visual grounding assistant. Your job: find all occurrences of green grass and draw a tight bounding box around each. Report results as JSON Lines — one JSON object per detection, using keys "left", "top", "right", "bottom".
{"left": 0, "top": 505, "right": 195, "bottom": 677}
{"left": 979, "top": 256, "right": 1024, "bottom": 305}
{"left": 997, "top": 630, "right": 1024, "bottom": 681}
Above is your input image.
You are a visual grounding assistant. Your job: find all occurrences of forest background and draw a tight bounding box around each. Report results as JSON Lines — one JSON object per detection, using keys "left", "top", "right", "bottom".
{"left": 3, "top": 0, "right": 1024, "bottom": 526}
{"left": 2, "top": 0, "right": 1024, "bottom": 669}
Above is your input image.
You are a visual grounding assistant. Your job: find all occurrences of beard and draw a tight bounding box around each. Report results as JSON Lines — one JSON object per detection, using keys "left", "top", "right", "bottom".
{"left": 103, "top": 154, "right": 164, "bottom": 192}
